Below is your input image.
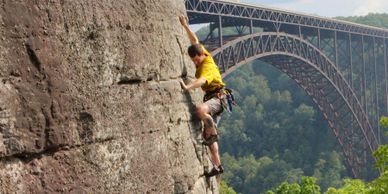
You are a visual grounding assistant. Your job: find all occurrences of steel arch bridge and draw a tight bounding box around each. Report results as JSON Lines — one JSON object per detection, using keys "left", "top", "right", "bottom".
{"left": 185, "top": 0, "right": 388, "bottom": 178}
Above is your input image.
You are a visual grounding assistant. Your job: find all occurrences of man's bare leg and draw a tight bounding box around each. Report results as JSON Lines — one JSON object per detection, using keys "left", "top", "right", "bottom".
{"left": 203, "top": 114, "right": 221, "bottom": 166}
{"left": 209, "top": 141, "right": 221, "bottom": 167}
{"left": 203, "top": 114, "right": 217, "bottom": 137}
{"left": 196, "top": 104, "right": 222, "bottom": 167}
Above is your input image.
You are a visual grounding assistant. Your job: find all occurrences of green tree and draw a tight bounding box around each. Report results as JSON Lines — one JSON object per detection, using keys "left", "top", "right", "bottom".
{"left": 364, "top": 116, "right": 388, "bottom": 193}
{"left": 220, "top": 180, "right": 239, "bottom": 194}
{"left": 313, "top": 152, "right": 345, "bottom": 190}
{"left": 266, "top": 176, "right": 320, "bottom": 194}
{"left": 323, "top": 116, "right": 388, "bottom": 193}
{"left": 267, "top": 182, "right": 301, "bottom": 194}
{"left": 325, "top": 179, "right": 366, "bottom": 194}
{"left": 379, "top": 116, "right": 388, "bottom": 127}
{"left": 300, "top": 177, "right": 320, "bottom": 194}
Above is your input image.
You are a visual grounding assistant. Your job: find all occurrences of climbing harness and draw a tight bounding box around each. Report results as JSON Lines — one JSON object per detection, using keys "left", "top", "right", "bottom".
{"left": 223, "top": 88, "right": 236, "bottom": 113}
{"left": 203, "top": 87, "right": 237, "bottom": 113}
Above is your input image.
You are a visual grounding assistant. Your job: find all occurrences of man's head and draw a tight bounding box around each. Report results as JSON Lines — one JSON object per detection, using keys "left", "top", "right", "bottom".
{"left": 188, "top": 44, "right": 206, "bottom": 66}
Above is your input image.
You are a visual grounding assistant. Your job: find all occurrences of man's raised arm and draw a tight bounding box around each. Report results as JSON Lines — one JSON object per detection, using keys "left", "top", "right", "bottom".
{"left": 179, "top": 15, "right": 199, "bottom": 45}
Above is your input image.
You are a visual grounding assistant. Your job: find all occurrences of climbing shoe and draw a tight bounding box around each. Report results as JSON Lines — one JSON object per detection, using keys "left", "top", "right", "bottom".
{"left": 204, "top": 165, "right": 224, "bottom": 177}
{"left": 202, "top": 134, "right": 218, "bottom": 146}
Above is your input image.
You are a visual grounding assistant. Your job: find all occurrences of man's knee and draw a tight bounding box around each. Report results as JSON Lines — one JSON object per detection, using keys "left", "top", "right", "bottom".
{"left": 203, "top": 134, "right": 218, "bottom": 146}
{"left": 196, "top": 104, "right": 208, "bottom": 119}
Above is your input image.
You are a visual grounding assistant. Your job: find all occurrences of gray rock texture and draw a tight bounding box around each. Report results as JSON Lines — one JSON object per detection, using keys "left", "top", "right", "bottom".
{"left": 0, "top": 0, "right": 218, "bottom": 193}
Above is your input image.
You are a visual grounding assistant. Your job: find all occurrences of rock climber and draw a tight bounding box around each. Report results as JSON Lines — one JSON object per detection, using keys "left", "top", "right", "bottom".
{"left": 178, "top": 15, "right": 225, "bottom": 177}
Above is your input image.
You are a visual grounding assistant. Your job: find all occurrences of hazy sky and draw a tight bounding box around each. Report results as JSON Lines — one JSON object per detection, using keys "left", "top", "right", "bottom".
{"left": 242, "top": 0, "right": 388, "bottom": 17}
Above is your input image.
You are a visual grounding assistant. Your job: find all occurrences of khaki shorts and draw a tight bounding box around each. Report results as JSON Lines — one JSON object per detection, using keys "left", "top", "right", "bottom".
{"left": 204, "top": 97, "right": 223, "bottom": 127}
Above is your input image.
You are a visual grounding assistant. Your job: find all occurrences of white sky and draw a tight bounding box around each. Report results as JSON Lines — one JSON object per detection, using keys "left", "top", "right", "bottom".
{"left": 242, "top": 0, "right": 388, "bottom": 17}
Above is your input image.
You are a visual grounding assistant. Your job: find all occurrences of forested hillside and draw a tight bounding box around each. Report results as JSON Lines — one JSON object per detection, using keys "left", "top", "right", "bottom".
{"left": 336, "top": 13, "right": 388, "bottom": 29}
{"left": 219, "top": 63, "right": 346, "bottom": 193}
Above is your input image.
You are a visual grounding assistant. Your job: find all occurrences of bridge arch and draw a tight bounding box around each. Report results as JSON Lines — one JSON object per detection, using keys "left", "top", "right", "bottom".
{"left": 210, "top": 32, "right": 379, "bottom": 177}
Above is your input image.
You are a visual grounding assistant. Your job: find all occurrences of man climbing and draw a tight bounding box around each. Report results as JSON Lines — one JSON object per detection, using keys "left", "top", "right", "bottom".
{"left": 178, "top": 15, "right": 225, "bottom": 177}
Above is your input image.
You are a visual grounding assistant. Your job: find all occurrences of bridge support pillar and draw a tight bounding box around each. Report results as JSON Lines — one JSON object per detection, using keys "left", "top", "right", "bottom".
{"left": 250, "top": 20, "right": 253, "bottom": 34}
{"left": 218, "top": 15, "right": 223, "bottom": 48}
{"left": 384, "top": 40, "right": 388, "bottom": 117}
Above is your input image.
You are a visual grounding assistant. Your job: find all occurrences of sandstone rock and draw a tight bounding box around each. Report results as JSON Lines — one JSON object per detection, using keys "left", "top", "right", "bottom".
{"left": 0, "top": 0, "right": 218, "bottom": 193}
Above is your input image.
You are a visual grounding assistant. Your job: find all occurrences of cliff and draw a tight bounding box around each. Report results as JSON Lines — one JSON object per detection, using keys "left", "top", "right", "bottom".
{"left": 0, "top": 0, "right": 218, "bottom": 193}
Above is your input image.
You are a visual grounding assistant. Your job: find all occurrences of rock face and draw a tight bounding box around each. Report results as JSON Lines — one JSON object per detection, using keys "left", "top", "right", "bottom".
{"left": 0, "top": 0, "right": 218, "bottom": 193}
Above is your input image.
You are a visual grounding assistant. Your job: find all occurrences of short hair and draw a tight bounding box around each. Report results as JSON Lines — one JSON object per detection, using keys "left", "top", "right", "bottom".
{"left": 188, "top": 44, "right": 203, "bottom": 58}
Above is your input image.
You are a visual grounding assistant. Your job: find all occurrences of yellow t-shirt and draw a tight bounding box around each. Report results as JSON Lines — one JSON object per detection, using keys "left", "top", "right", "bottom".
{"left": 195, "top": 45, "right": 225, "bottom": 92}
